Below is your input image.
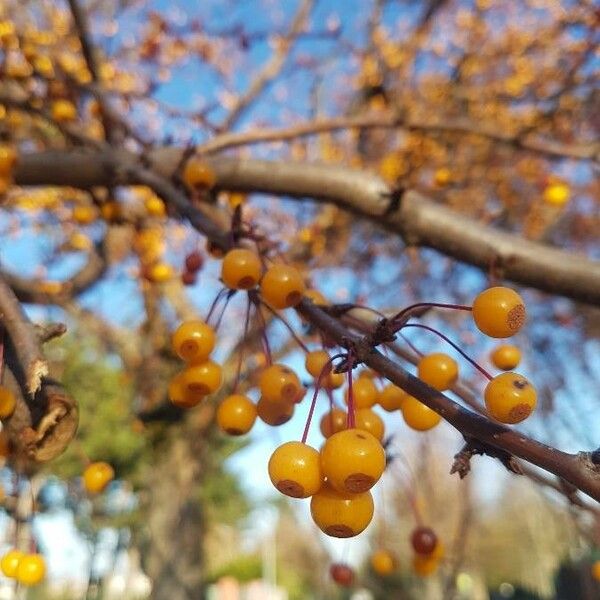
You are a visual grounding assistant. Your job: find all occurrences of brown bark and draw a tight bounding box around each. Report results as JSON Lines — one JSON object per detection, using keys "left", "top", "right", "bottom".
{"left": 140, "top": 423, "right": 206, "bottom": 600}
{"left": 14, "top": 151, "right": 600, "bottom": 305}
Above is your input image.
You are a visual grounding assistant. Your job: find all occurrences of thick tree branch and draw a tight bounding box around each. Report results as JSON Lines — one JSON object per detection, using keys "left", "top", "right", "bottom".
{"left": 0, "top": 279, "right": 78, "bottom": 463}
{"left": 0, "top": 274, "right": 48, "bottom": 394}
{"left": 10, "top": 149, "right": 600, "bottom": 499}
{"left": 13, "top": 152, "right": 600, "bottom": 305}
{"left": 296, "top": 299, "right": 600, "bottom": 502}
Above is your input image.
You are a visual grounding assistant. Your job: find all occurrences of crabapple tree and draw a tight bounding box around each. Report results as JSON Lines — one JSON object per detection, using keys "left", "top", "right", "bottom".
{"left": 0, "top": 0, "right": 599, "bottom": 598}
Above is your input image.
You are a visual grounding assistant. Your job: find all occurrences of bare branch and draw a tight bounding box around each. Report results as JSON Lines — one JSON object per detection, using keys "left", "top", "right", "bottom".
{"left": 2, "top": 242, "right": 107, "bottom": 305}
{"left": 200, "top": 112, "right": 599, "bottom": 163}
{"left": 296, "top": 299, "right": 600, "bottom": 502}
{"left": 218, "top": 0, "right": 314, "bottom": 131}
{"left": 0, "top": 275, "right": 48, "bottom": 395}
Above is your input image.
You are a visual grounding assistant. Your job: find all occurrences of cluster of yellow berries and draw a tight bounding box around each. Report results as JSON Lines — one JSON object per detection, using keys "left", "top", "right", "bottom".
{"left": 0, "top": 550, "right": 45, "bottom": 586}
{"left": 0, "top": 144, "right": 18, "bottom": 196}
{"left": 472, "top": 287, "right": 536, "bottom": 424}
{"left": 169, "top": 320, "right": 222, "bottom": 409}
{"left": 170, "top": 231, "right": 535, "bottom": 546}
{"left": 269, "top": 429, "right": 384, "bottom": 538}
{"left": 168, "top": 246, "right": 309, "bottom": 421}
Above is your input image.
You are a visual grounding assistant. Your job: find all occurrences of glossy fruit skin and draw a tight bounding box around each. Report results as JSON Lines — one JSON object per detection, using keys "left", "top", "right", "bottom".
{"left": 305, "top": 351, "right": 342, "bottom": 388}
{"left": 16, "top": 554, "right": 46, "bottom": 586}
{"left": 412, "top": 553, "right": 438, "bottom": 577}
{"left": 259, "top": 364, "right": 301, "bottom": 404}
{"left": 417, "top": 353, "right": 458, "bottom": 391}
{"left": 305, "top": 350, "right": 331, "bottom": 378}
{"left": 371, "top": 549, "right": 396, "bottom": 575}
{"left": 182, "top": 360, "right": 223, "bottom": 396}
{"left": 216, "top": 395, "right": 256, "bottom": 435}
{"left": 345, "top": 377, "right": 378, "bottom": 409}
{"left": 221, "top": 248, "right": 262, "bottom": 290}
{"left": 168, "top": 372, "right": 203, "bottom": 408}
{"left": 378, "top": 384, "right": 406, "bottom": 412}
{"left": 326, "top": 372, "right": 345, "bottom": 389}
{"left": 484, "top": 372, "right": 536, "bottom": 424}
{"left": 260, "top": 264, "right": 306, "bottom": 309}
{"left": 321, "top": 429, "right": 385, "bottom": 494}
{"left": 83, "top": 461, "right": 114, "bottom": 494}
{"left": 355, "top": 409, "right": 385, "bottom": 441}
{"left": 182, "top": 158, "right": 216, "bottom": 190}
{"left": 490, "top": 344, "right": 521, "bottom": 371}
{"left": 472, "top": 287, "right": 526, "bottom": 338}
{"left": 329, "top": 563, "right": 354, "bottom": 586}
{"left": 0, "top": 386, "right": 16, "bottom": 419}
{"left": 257, "top": 396, "right": 294, "bottom": 426}
{"left": 411, "top": 526, "right": 438, "bottom": 555}
{"left": 402, "top": 396, "right": 441, "bottom": 431}
{"left": 1, "top": 549, "right": 23, "bottom": 578}
{"left": 319, "top": 408, "right": 347, "bottom": 438}
{"left": 268, "top": 441, "right": 322, "bottom": 498}
{"left": 171, "top": 320, "right": 215, "bottom": 363}
{"left": 310, "top": 482, "right": 374, "bottom": 538}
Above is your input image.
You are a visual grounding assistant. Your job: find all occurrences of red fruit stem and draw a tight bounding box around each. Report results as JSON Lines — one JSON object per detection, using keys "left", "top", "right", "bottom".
{"left": 398, "top": 331, "right": 424, "bottom": 357}
{"left": 327, "top": 388, "right": 335, "bottom": 434}
{"left": 391, "top": 302, "right": 472, "bottom": 327}
{"left": 301, "top": 353, "right": 346, "bottom": 444}
{"left": 205, "top": 288, "right": 229, "bottom": 324}
{"left": 233, "top": 296, "right": 252, "bottom": 393}
{"left": 346, "top": 354, "right": 356, "bottom": 429}
{"left": 400, "top": 323, "right": 493, "bottom": 381}
{"left": 260, "top": 301, "right": 309, "bottom": 353}
{"left": 213, "top": 292, "right": 234, "bottom": 331}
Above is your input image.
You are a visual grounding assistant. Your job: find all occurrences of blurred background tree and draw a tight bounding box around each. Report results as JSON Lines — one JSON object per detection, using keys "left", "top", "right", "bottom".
{"left": 0, "top": 0, "right": 598, "bottom": 598}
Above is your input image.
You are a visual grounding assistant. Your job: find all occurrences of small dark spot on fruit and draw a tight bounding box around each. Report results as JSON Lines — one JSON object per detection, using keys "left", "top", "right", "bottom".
{"left": 325, "top": 524, "right": 355, "bottom": 538}
{"left": 345, "top": 473, "right": 375, "bottom": 493}
{"left": 237, "top": 275, "right": 256, "bottom": 289}
{"left": 508, "top": 403, "right": 532, "bottom": 423}
{"left": 225, "top": 428, "right": 243, "bottom": 436}
{"left": 277, "top": 479, "right": 304, "bottom": 498}
{"left": 286, "top": 291, "right": 302, "bottom": 306}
